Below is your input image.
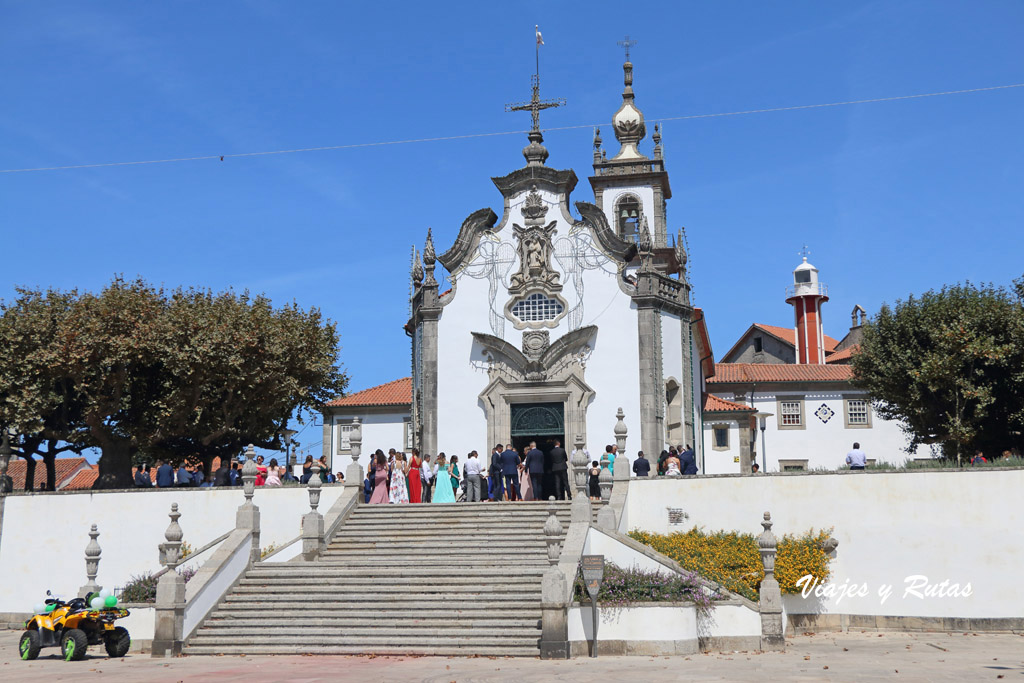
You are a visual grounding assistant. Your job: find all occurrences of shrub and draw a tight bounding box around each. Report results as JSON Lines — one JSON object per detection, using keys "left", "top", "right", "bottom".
{"left": 118, "top": 566, "right": 197, "bottom": 604}
{"left": 629, "top": 526, "right": 833, "bottom": 600}
{"left": 572, "top": 561, "right": 718, "bottom": 616}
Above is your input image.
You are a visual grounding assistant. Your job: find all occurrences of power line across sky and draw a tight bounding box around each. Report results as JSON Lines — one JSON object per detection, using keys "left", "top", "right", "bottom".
{"left": 2, "top": 82, "right": 1021, "bottom": 174}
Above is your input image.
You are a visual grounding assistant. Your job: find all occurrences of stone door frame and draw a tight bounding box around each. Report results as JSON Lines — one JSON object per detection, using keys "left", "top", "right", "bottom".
{"left": 479, "top": 375, "right": 594, "bottom": 451}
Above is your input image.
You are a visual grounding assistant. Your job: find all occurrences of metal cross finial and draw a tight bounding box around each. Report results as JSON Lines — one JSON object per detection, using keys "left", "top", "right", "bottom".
{"left": 617, "top": 35, "right": 638, "bottom": 62}
{"left": 799, "top": 244, "right": 811, "bottom": 259}
{"left": 505, "top": 74, "right": 566, "bottom": 132}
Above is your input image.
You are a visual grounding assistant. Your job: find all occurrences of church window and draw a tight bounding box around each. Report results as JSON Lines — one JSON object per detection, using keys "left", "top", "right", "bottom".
{"left": 780, "top": 401, "right": 802, "bottom": 426}
{"left": 511, "top": 292, "right": 564, "bottom": 322}
{"left": 403, "top": 418, "right": 414, "bottom": 450}
{"left": 615, "top": 195, "right": 643, "bottom": 241}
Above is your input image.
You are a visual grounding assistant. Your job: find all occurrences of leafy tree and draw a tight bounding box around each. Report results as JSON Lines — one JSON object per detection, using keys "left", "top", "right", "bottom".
{"left": 0, "top": 288, "right": 85, "bottom": 490}
{"left": 852, "top": 279, "right": 1024, "bottom": 462}
{"left": 0, "top": 278, "right": 347, "bottom": 489}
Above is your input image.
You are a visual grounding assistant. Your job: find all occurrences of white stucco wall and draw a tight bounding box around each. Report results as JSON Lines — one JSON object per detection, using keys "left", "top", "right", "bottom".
{"left": 568, "top": 604, "right": 698, "bottom": 645}
{"left": 737, "top": 390, "right": 912, "bottom": 471}
{"left": 434, "top": 183, "right": 644, "bottom": 457}
{"left": 624, "top": 471, "right": 1021, "bottom": 619}
{"left": 702, "top": 419, "right": 744, "bottom": 474}
{"left": 333, "top": 411, "right": 408, "bottom": 474}
{"left": 0, "top": 485, "right": 345, "bottom": 614}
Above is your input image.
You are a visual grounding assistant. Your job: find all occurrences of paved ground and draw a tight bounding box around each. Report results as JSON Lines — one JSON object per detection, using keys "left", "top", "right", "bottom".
{"left": 2, "top": 630, "right": 1021, "bottom": 682}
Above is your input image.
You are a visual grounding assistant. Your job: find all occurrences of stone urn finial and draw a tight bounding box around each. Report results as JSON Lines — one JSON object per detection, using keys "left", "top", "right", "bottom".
{"left": 350, "top": 417, "right": 362, "bottom": 465}
{"left": 80, "top": 524, "right": 102, "bottom": 598}
{"left": 160, "top": 503, "right": 183, "bottom": 568}
{"left": 241, "top": 445, "right": 257, "bottom": 503}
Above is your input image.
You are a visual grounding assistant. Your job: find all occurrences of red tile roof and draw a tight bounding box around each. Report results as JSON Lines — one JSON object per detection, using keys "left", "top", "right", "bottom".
{"left": 754, "top": 324, "right": 840, "bottom": 352}
{"left": 703, "top": 394, "right": 754, "bottom": 413}
{"left": 708, "top": 363, "right": 854, "bottom": 384}
{"left": 5, "top": 457, "right": 90, "bottom": 491}
{"left": 826, "top": 344, "right": 860, "bottom": 364}
{"left": 324, "top": 377, "right": 412, "bottom": 408}
{"left": 62, "top": 466, "right": 99, "bottom": 491}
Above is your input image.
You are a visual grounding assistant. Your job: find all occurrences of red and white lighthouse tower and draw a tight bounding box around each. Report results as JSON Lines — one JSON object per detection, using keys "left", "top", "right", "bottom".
{"left": 785, "top": 257, "right": 829, "bottom": 364}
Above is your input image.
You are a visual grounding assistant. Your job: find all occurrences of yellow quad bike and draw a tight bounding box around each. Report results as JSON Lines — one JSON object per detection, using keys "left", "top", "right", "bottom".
{"left": 20, "top": 592, "right": 131, "bottom": 661}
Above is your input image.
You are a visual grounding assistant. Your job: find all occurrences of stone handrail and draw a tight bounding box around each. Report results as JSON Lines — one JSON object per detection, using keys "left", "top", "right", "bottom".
{"left": 181, "top": 528, "right": 253, "bottom": 642}
{"left": 150, "top": 530, "right": 231, "bottom": 581}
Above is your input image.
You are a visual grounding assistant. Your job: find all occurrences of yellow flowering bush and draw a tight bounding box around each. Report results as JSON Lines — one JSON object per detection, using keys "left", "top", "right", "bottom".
{"left": 629, "top": 527, "right": 833, "bottom": 600}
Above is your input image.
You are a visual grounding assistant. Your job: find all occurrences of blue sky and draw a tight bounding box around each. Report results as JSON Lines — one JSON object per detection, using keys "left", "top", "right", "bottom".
{"left": 3, "top": 1, "right": 1023, "bottom": 447}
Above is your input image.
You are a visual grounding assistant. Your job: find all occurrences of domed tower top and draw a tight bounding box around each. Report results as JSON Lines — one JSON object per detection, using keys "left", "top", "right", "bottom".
{"left": 611, "top": 58, "right": 647, "bottom": 161}
{"left": 785, "top": 250, "right": 830, "bottom": 365}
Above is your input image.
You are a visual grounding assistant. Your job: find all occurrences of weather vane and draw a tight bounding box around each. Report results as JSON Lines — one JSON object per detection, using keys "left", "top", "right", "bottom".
{"left": 505, "top": 25, "right": 565, "bottom": 132}
{"left": 799, "top": 244, "right": 811, "bottom": 259}
{"left": 617, "top": 35, "right": 638, "bottom": 62}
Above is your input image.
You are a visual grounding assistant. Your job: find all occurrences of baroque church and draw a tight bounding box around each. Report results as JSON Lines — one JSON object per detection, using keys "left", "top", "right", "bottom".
{"left": 322, "top": 55, "right": 912, "bottom": 475}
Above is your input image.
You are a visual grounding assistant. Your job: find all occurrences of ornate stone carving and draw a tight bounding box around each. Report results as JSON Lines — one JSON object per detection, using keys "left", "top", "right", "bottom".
{"left": 241, "top": 444, "right": 257, "bottom": 504}
{"left": 159, "top": 503, "right": 183, "bottom": 568}
{"left": 509, "top": 187, "right": 561, "bottom": 295}
{"left": 522, "top": 330, "right": 550, "bottom": 362}
{"left": 758, "top": 511, "right": 785, "bottom": 651}
{"left": 543, "top": 498, "right": 563, "bottom": 566}
{"left": 79, "top": 524, "right": 102, "bottom": 598}
{"left": 423, "top": 229, "right": 437, "bottom": 286}
{"left": 411, "top": 248, "right": 423, "bottom": 287}
{"left": 574, "top": 201, "right": 633, "bottom": 262}
{"left": 437, "top": 207, "right": 499, "bottom": 273}
{"left": 472, "top": 326, "right": 596, "bottom": 384}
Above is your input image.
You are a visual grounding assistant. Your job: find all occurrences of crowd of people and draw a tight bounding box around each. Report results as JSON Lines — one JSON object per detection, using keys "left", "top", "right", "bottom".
{"left": 362, "top": 440, "right": 700, "bottom": 504}
{"left": 131, "top": 454, "right": 344, "bottom": 489}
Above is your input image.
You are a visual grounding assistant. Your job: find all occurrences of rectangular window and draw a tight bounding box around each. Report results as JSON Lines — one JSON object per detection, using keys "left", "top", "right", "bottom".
{"left": 847, "top": 399, "right": 869, "bottom": 425}
{"left": 403, "top": 419, "right": 414, "bottom": 450}
{"left": 337, "top": 422, "right": 353, "bottom": 453}
{"left": 781, "top": 401, "right": 802, "bottom": 426}
{"left": 712, "top": 425, "right": 730, "bottom": 451}
{"left": 753, "top": 336, "right": 763, "bottom": 353}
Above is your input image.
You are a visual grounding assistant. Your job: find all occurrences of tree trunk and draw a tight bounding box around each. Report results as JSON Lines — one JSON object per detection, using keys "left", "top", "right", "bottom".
{"left": 93, "top": 439, "right": 136, "bottom": 489}
{"left": 21, "top": 455, "right": 36, "bottom": 491}
{"left": 41, "top": 451, "right": 57, "bottom": 491}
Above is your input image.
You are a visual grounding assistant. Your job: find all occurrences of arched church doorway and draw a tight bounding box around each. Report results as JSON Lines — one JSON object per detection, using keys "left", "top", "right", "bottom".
{"left": 510, "top": 402, "right": 564, "bottom": 500}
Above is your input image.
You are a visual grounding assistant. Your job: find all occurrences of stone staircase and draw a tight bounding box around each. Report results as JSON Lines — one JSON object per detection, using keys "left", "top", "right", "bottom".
{"left": 185, "top": 500, "right": 599, "bottom": 656}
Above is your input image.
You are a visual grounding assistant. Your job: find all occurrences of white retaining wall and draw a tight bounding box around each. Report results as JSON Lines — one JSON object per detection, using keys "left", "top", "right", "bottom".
{"left": 0, "top": 485, "right": 346, "bottom": 615}
{"left": 625, "top": 471, "right": 1021, "bottom": 619}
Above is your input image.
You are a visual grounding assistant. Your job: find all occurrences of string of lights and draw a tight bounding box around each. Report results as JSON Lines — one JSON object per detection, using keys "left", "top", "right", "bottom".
{"left": 2, "top": 82, "right": 1020, "bottom": 174}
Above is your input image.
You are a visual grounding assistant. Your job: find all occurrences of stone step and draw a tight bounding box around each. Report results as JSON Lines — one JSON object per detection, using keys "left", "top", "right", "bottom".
{"left": 210, "top": 607, "right": 540, "bottom": 619}
{"left": 221, "top": 596, "right": 541, "bottom": 607}
{"left": 186, "top": 634, "right": 540, "bottom": 647}
{"left": 245, "top": 566, "right": 547, "bottom": 577}
{"left": 200, "top": 616, "right": 540, "bottom": 628}
{"left": 331, "top": 526, "right": 566, "bottom": 535}
{"left": 229, "top": 583, "right": 540, "bottom": 595}
{"left": 318, "top": 551, "right": 551, "bottom": 560}
{"left": 183, "top": 644, "right": 541, "bottom": 656}
{"left": 191, "top": 625, "right": 539, "bottom": 638}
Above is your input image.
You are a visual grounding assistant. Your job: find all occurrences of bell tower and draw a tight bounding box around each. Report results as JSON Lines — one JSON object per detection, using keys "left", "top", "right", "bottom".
{"left": 785, "top": 253, "right": 830, "bottom": 364}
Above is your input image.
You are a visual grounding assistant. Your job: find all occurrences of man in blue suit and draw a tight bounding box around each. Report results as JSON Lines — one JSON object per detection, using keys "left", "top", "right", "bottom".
{"left": 499, "top": 444, "right": 521, "bottom": 501}
{"left": 679, "top": 445, "right": 698, "bottom": 475}
{"left": 524, "top": 442, "right": 545, "bottom": 501}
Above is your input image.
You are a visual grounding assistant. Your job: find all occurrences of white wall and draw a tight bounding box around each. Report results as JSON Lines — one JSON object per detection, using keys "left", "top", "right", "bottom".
{"left": 702, "top": 419, "right": 743, "bottom": 474}
{"left": 435, "top": 182, "right": 643, "bottom": 457}
{"left": 625, "top": 471, "right": 1021, "bottom": 619}
{"left": 333, "top": 411, "right": 408, "bottom": 474}
{"left": 718, "top": 390, "right": 912, "bottom": 472}
{"left": 0, "top": 485, "right": 346, "bottom": 614}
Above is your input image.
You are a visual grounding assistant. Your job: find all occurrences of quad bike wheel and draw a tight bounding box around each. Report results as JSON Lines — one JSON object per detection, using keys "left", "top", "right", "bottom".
{"left": 61, "top": 628, "right": 88, "bottom": 661}
{"left": 19, "top": 630, "right": 41, "bottom": 660}
{"left": 104, "top": 626, "right": 131, "bottom": 658}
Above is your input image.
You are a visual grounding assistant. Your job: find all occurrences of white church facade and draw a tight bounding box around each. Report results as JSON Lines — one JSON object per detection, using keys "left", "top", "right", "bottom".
{"left": 322, "top": 56, "right": 916, "bottom": 476}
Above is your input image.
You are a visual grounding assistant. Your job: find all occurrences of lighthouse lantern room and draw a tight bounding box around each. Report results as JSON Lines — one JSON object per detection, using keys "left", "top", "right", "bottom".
{"left": 785, "top": 256, "right": 829, "bottom": 364}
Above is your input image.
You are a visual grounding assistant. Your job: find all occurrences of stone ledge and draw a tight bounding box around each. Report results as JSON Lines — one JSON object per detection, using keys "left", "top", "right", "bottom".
{"left": 628, "top": 466, "right": 1024, "bottom": 480}
{"left": 569, "top": 638, "right": 698, "bottom": 657}
{"left": 788, "top": 613, "right": 1024, "bottom": 634}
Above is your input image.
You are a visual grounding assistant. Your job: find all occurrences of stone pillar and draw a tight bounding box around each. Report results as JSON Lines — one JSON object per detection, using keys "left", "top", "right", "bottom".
{"left": 0, "top": 432, "right": 12, "bottom": 495}
{"left": 236, "top": 446, "right": 261, "bottom": 564}
{"left": 596, "top": 450, "right": 616, "bottom": 531}
{"left": 758, "top": 511, "right": 785, "bottom": 651}
{"left": 540, "top": 498, "right": 569, "bottom": 659}
{"left": 419, "top": 313, "right": 440, "bottom": 457}
{"left": 78, "top": 524, "right": 102, "bottom": 598}
{"left": 152, "top": 504, "right": 185, "bottom": 658}
{"left": 302, "top": 476, "right": 326, "bottom": 561}
{"left": 346, "top": 416, "right": 364, "bottom": 487}
{"left": 570, "top": 435, "right": 591, "bottom": 524}
{"left": 636, "top": 304, "right": 663, "bottom": 460}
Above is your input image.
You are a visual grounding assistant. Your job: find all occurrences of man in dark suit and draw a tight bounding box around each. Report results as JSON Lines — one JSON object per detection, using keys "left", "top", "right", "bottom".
{"left": 155, "top": 460, "right": 174, "bottom": 488}
{"left": 524, "top": 441, "right": 545, "bottom": 500}
{"left": 489, "top": 445, "right": 504, "bottom": 501}
{"left": 213, "top": 461, "right": 231, "bottom": 487}
{"left": 549, "top": 439, "right": 570, "bottom": 500}
{"left": 679, "top": 445, "right": 698, "bottom": 475}
{"left": 499, "top": 444, "right": 521, "bottom": 501}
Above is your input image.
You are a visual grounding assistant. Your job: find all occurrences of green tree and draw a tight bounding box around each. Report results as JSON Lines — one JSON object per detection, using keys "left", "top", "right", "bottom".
{"left": 852, "top": 279, "right": 1024, "bottom": 462}
{"left": 0, "top": 278, "right": 347, "bottom": 489}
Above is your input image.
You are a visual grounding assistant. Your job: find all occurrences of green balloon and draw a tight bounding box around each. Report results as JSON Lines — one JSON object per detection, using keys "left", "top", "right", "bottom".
{"left": 104, "top": 595, "right": 117, "bottom": 608}
{"left": 44, "top": 604, "right": 55, "bottom": 613}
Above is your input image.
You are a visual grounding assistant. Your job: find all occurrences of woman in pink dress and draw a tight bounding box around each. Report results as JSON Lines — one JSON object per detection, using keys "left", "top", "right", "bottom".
{"left": 518, "top": 461, "right": 534, "bottom": 501}
{"left": 368, "top": 452, "right": 390, "bottom": 504}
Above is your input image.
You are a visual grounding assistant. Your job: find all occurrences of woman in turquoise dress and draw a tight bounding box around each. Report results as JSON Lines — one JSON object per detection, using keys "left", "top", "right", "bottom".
{"left": 432, "top": 454, "right": 456, "bottom": 503}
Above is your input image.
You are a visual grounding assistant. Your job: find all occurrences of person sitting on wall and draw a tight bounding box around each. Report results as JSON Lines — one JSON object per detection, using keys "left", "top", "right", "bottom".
{"left": 751, "top": 463, "right": 760, "bottom": 474}
{"left": 845, "top": 442, "right": 867, "bottom": 470}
